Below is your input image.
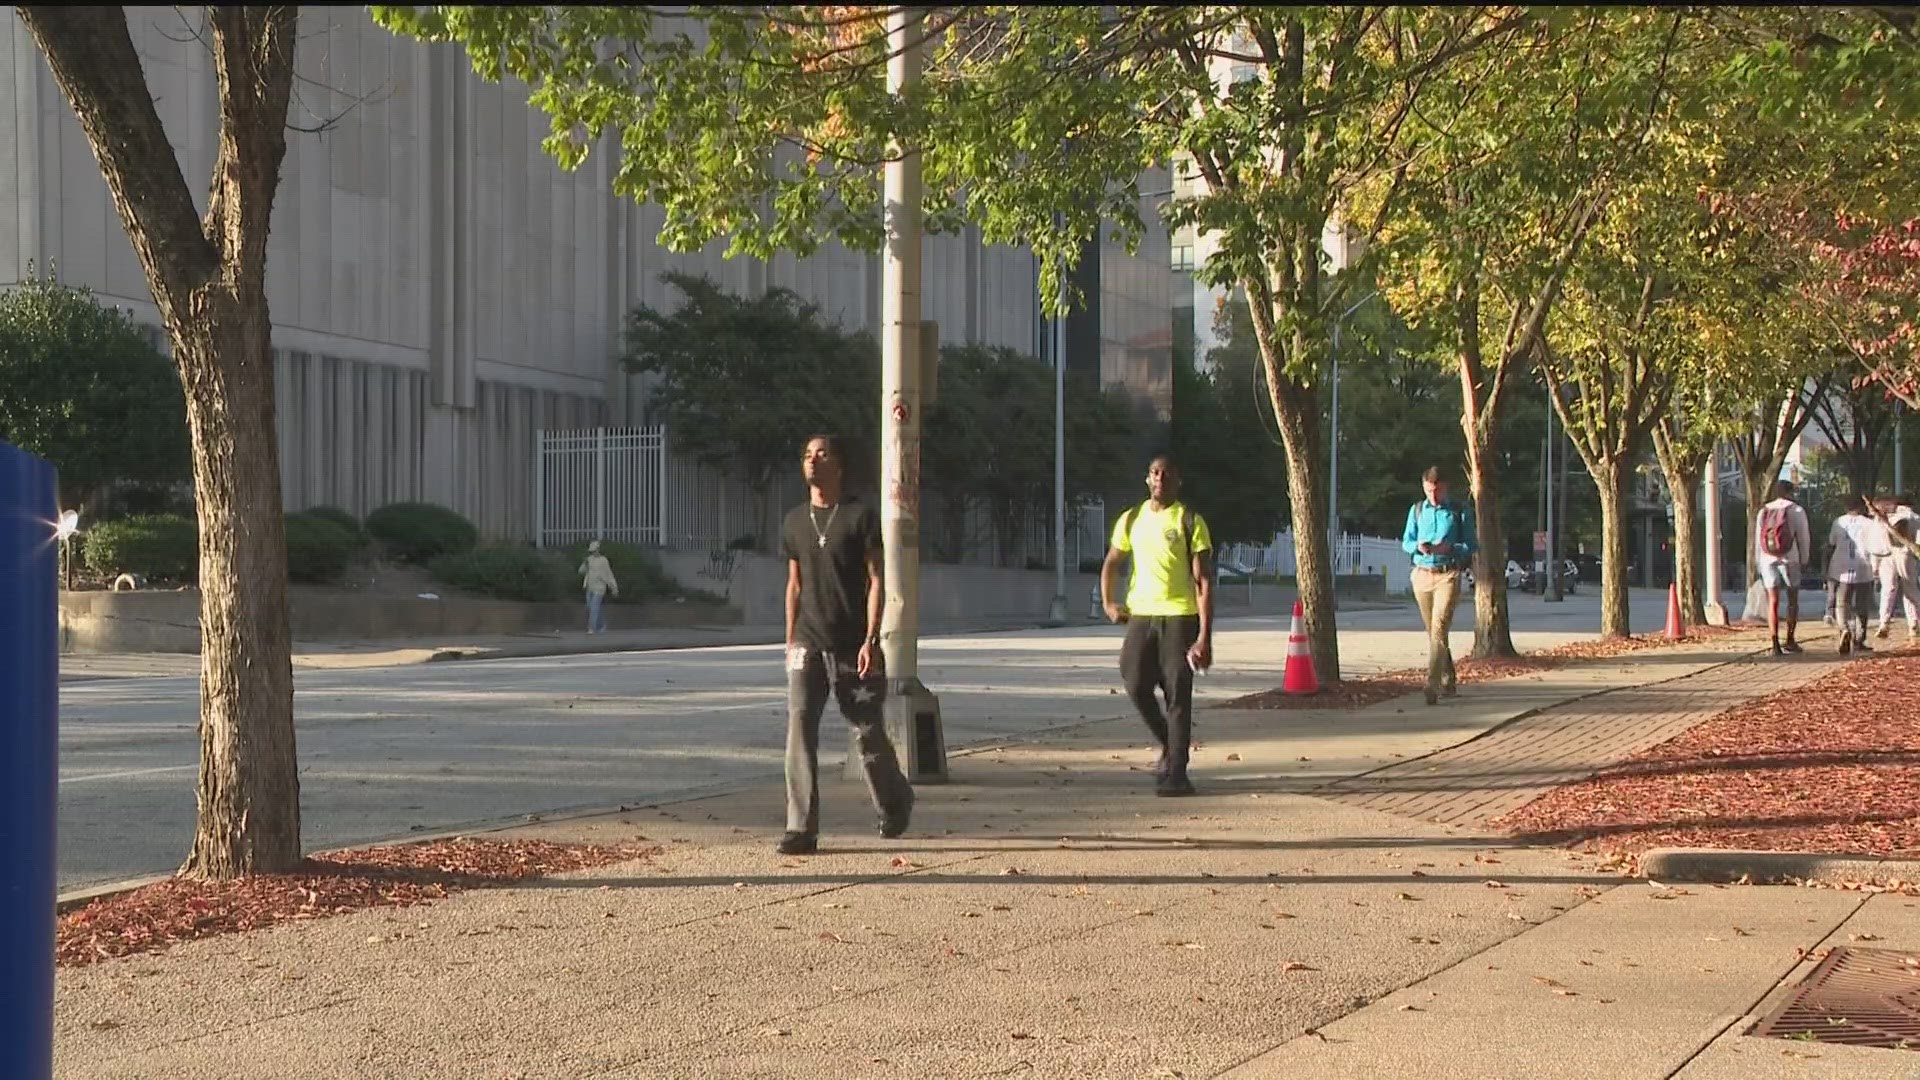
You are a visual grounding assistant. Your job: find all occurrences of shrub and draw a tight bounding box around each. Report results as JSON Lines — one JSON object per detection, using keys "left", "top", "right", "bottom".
{"left": 284, "top": 511, "right": 360, "bottom": 584}
{"left": 82, "top": 513, "right": 197, "bottom": 583}
{"left": 300, "top": 505, "right": 366, "bottom": 546}
{"left": 365, "top": 502, "right": 477, "bottom": 565}
{"left": 430, "top": 545, "right": 568, "bottom": 602}
{"left": 562, "top": 540, "right": 682, "bottom": 602}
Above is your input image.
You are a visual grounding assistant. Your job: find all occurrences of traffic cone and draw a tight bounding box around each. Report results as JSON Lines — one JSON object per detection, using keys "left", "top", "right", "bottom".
{"left": 1282, "top": 599, "right": 1320, "bottom": 695}
{"left": 1665, "top": 582, "right": 1683, "bottom": 641}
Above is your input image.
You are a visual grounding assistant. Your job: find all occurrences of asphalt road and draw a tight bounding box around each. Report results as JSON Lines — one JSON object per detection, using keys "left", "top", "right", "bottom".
{"left": 58, "top": 590, "right": 1677, "bottom": 893}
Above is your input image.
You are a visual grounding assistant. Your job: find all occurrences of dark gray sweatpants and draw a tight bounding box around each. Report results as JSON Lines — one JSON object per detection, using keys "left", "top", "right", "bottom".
{"left": 1119, "top": 615, "right": 1200, "bottom": 780}
{"left": 785, "top": 645, "right": 912, "bottom": 836}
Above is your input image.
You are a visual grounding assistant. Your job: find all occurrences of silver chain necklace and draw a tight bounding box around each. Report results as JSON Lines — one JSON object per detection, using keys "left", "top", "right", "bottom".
{"left": 808, "top": 503, "right": 839, "bottom": 548}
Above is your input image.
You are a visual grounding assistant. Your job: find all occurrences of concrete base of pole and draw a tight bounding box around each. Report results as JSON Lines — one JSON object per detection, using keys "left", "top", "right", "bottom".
{"left": 1703, "top": 600, "right": 1729, "bottom": 627}
{"left": 1045, "top": 594, "right": 1068, "bottom": 627}
{"left": 846, "top": 678, "right": 947, "bottom": 785}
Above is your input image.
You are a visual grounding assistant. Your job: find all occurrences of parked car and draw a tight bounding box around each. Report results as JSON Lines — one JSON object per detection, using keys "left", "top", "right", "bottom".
{"left": 1463, "top": 559, "right": 1531, "bottom": 593}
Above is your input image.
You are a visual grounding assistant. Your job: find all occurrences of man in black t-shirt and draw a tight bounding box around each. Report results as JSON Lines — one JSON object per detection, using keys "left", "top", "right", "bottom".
{"left": 776, "top": 434, "right": 913, "bottom": 855}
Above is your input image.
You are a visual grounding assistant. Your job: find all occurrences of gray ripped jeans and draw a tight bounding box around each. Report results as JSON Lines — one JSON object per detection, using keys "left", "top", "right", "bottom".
{"left": 785, "top": 645, "right": 912, "bottom": 836}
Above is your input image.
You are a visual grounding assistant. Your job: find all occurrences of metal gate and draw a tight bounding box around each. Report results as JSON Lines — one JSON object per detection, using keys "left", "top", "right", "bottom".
{"left": 533, "top": 427, "right": 668, "bottom": 549}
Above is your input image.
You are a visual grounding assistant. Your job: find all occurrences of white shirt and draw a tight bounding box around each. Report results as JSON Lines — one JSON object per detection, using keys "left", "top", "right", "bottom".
{"left": 1753, "top": 498, "right": 1811, "bottom": 568}
{"left": 1827, "top": 515, "right": 1876, "bottom": 584}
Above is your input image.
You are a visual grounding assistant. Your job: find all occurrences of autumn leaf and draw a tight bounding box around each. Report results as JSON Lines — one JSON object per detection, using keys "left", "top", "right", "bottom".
{"left": 1281, "top": 961, "right": 1319, "bottom": 972}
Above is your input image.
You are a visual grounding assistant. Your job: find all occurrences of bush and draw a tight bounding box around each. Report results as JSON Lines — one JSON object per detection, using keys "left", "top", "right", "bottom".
{"left": 562, "top": 540, "right": 682, "bottom": 602}
{"left": 365, "top": 502, "right": 477, "bottom": 565}
{"left": 284, "top": 511, "right": 360, "bottom": 584}
{"left": 300, "top": 505, "right": 366, "bottom": 545}
{"left": 82, "top": 513, "right": 197, "bottom": 583}
{"left": 430, "top": 545, "right": 568, "bottom": 602}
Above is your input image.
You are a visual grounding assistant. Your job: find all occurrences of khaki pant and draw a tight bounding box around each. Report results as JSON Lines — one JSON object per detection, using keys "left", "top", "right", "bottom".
{"left": 1411, "top": 566, "right": 1461, "bottom": 697}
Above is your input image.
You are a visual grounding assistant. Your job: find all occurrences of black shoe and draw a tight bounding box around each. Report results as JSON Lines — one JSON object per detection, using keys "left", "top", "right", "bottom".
{"left": 776, "top": 831, "right": 818, "bottom": 855}
{"left": 878, "top": 792, "right": 914, "bottom": 839}
{"left": 1152, "top": 749, "right": 1170, "bottom": 781}
{"left": 1155, "top": 775, "right": 1196, "bottom": 797}
{"left": 1771, "top": 640, "right": 1784, "bottom": 657}
{"left": 1781, "top": 640, "right": 1803, "bottom": 654}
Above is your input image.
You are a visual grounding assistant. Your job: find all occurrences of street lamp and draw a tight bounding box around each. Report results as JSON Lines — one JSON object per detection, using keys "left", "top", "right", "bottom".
{"left": 1326, "top": 290, "right": 1376, "bottom": 573}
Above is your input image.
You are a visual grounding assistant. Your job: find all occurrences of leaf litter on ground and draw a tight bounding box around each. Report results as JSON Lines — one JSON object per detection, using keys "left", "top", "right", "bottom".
{"left": 58, "top": 838, "right": 656, "bottom": 967}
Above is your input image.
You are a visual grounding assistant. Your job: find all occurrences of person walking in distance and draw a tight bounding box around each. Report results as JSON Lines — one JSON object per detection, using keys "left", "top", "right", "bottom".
{"left": 777, "top": 435, "right": 913, "bottom": 856}
{"left": 1401, "top": 466, "right": 1475, "bottom": 706}
{"left": 1100, "top": 454, "right": 1214, "bottom": 797}
{"left": 1870, "top": 494, "right": 1920, "bottom": 640}
{"left": 578, "top": 539, "right": 618, "bottom": 634}
{"left": 1754, "top": 479, "right": 1812, "bottom": 656}
{"left": 1827, "top": 494, "right": 1877, "bottom": 653}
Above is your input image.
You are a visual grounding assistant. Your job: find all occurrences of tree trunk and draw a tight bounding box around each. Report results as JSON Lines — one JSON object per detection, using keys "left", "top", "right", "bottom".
{"left": 1595, "top": 461, "right": 1632, "bottom": 638}
{"left": 1667, "top": 465, "right": 1703, "bottom": 626}
{"left": 1271, "top": 380, "right": 1339, "bottom": 683}
{"left": 1463, "top": 428, "right": 1517, "bottom": 658}
{"left": 21, "top": 6, "right": 303, "bottom": 877}
{"left": 179, "top": 296, "right": 300, "bottom": 878}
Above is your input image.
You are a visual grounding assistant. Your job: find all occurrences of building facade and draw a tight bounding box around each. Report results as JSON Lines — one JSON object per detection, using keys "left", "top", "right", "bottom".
{"left": 1, "top": 6, "right": 1170, "bottom": 542}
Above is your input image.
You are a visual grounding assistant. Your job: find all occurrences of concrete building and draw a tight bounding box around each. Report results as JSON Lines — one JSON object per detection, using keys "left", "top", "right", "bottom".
{"left": 0, "top": 6, "right": 1169, "bottom": 542}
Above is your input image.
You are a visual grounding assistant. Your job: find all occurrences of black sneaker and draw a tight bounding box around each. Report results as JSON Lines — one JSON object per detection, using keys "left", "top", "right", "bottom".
{"left": 1781, "top": 640, "right": 1803, "bottom": 654}
{"left": 1771, "top": 640, "right": 1784, "bottom": 657}
{"left": 776, "top": 831, "right": 818, "bottom": 855}
{"left": 878, "top": 792, "right": 914, "bottom": 839}
{"left": 1155, "top": 775, "right": 1196, "bottom": 797}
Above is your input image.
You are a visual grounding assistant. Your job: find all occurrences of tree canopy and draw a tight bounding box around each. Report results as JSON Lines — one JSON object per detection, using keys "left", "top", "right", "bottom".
{"left": 0, "top": 274, "right": 191, "bottom": 509}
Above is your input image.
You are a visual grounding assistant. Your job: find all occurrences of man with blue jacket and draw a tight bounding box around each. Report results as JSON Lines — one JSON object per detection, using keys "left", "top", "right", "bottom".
{"left": 1401, "top": 465, "right": 1476, "bottom": 705}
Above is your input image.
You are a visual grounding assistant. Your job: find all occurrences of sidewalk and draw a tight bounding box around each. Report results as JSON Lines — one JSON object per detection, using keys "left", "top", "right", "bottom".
{"left": 54, "top": 629, "right": 1917, "bottom": 1079}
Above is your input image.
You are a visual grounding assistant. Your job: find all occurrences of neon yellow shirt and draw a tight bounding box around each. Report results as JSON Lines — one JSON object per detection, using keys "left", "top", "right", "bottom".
{"left": 1111, "top": 501, "right": 1213, "bottom": 616}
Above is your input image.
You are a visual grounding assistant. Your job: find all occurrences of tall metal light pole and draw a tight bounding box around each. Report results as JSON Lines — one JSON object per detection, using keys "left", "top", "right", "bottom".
{"left": 1046, "top": 213, "right": 1069, "bottom": 626}
{"left": 1545, "top": 391, "right": 1563, "bottom": 601}
{"left": 877, "top": 7, "right": 945, "bottom": 782}
{"left": 1326, "top": 289, "right": 1376, "bottom": 571}
{"left": 1703, "top": 441, "right": 1726, "bottom": 625}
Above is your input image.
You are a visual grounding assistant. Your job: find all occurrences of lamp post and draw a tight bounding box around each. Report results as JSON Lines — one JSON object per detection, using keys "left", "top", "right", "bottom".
{"left": 1326, "top": 289, "right": 1377, "bottom": 572}
{"left": 875, "top": 7, "right": 945, "bottom": 782}
{"left": 1047, "top": 211, "right": 1069, "bottom": 626}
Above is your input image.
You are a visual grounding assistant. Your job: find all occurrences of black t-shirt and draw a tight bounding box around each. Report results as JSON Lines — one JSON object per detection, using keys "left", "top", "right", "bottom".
{"left": 782, "top": 498, "right": 882, "bottom": 652}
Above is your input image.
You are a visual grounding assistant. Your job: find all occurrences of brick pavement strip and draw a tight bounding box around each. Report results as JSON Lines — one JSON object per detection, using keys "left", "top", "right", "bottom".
{"left": 1318, "top": 641, "right": 1853, "bottom": 829}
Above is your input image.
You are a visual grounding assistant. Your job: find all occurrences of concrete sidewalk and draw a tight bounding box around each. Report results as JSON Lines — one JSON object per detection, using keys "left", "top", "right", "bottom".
{"left": 55, "top": 629, "right": 1916, "bottom": 1079}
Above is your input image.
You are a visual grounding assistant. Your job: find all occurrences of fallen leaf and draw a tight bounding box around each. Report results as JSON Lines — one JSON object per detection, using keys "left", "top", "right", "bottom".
{"left": 1010, "top": 1032, "right": 1034, "bottom": 1040}
{"left": 1484, "top": 880, "right": 1508, "bottom": 889}
{"left": 1849, "top": 932, "right": 1883, "bottom": 942}
{"left": 1225, "top": 753, "right": 1243, "bottom": 761}
{"left": 1395, "top": 892, "right": 1422, "bottom": 902}
{"left": 763, "top": 1028, "right": 792, "bottom": 1037}
{"left": 1398, "top": 1004, "right": 1423, "bottom": 1012}
{"left": 1001, "top": 867, "right": 1027, "bottom": 876}
{"left": 1410, "top": 869, "right": 1429, "bottom": 877}
{"left": 1281, "top": 961, "right": 1319, "bottom": 972}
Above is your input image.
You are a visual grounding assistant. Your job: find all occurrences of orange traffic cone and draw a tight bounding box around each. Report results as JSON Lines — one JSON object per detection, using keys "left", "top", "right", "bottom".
{"left": 1282, "top": 599, "right": 1320, "bottom": 695}
{"left": 1665, "top": 582, "right": 1683, "bottom": 641}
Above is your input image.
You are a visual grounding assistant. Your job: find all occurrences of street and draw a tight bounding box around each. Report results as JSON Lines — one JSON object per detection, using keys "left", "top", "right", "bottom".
{"left": 59, "top": 591, "right": 1675, "bottom": 893}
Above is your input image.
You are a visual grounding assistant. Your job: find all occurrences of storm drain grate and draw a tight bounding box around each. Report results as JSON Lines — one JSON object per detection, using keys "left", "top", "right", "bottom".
{"left": 1750, "top": 947, "right": 1920, "bottom": 1051}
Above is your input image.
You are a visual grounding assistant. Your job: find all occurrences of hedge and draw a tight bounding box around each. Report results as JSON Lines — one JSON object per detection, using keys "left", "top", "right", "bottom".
{"left": 284, "top": 511, "right": 360, "bottom": 584}
{"left": 299, "top": 505, "right": 366, "bottom": 546}
{"left": 365, "top": 502, "right": 477, "bottom": 565}
{"left": 82, "top": 513, "right": 197, "bottom": 583}
{"left": 430, "top": 545, "right": 568, "bottom": 602}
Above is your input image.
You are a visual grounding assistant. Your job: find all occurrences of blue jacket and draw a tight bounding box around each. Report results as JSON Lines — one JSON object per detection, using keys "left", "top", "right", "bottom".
{"left": 1402, "top": 499, "right": 1476, "bottom": 570}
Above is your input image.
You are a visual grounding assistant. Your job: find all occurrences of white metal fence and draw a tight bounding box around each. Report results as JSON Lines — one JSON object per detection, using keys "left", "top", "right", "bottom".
{"left": 534, "top": 427, "right": 670, "bottom": 549}
{"left": 535, "top": 425, "right": 1101, "bottom": 568}
{"left": 1221, "top": 531, "right": 1415, "bottom": 594}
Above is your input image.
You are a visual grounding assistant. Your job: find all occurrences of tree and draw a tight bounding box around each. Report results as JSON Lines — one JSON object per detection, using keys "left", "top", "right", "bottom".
{"left": 1169, "top": 306, "right": 1291, "bottom": 544}
{"left": 622, "top": 272, "right": 877, "bottom": 547}
{"left": 1807, "top": 376, "right": 1899, "bottom": 494}
{"left": 20, "top": 6, "right": 301, "bottom": 878}
{"left": 0, "top": 274, "right": 190, "bottom": 511}
{"left": 921, "top": 344, "right": 1139, "bottom": 566}
{"left": 1376, "top": 7, "right": 1686, "bottom": 655}
{"left": 372, "top": 4, "right": 1530, "bottom": 683}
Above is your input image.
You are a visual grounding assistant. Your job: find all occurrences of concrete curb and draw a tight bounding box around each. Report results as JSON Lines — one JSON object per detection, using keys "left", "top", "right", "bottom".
{"left": 1639, "top": 847, "right": 1920, "bottom": 887}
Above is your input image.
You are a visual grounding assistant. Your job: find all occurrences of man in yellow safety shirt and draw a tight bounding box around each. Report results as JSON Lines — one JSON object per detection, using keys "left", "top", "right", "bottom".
{"left": 1101, "top": 454, "right": 1215, "bottom": 797}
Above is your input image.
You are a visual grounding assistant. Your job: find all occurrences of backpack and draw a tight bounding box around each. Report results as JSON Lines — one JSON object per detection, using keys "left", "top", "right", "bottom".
{"left": 1119, "top": 502, "right": 1199, "bottom": 580}
{"left": 1758, "top": 503, "right": 1793, "bottom": 558}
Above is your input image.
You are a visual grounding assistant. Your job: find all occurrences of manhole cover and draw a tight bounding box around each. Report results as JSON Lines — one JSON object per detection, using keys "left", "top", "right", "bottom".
{"left": 1751, "top": 947, "right": 1920, "bottom": 1051}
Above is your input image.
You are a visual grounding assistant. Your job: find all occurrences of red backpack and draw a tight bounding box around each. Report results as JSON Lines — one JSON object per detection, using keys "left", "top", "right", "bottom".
{"left": 1758, "top": 503, "right": 1793, "bottom": 558}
